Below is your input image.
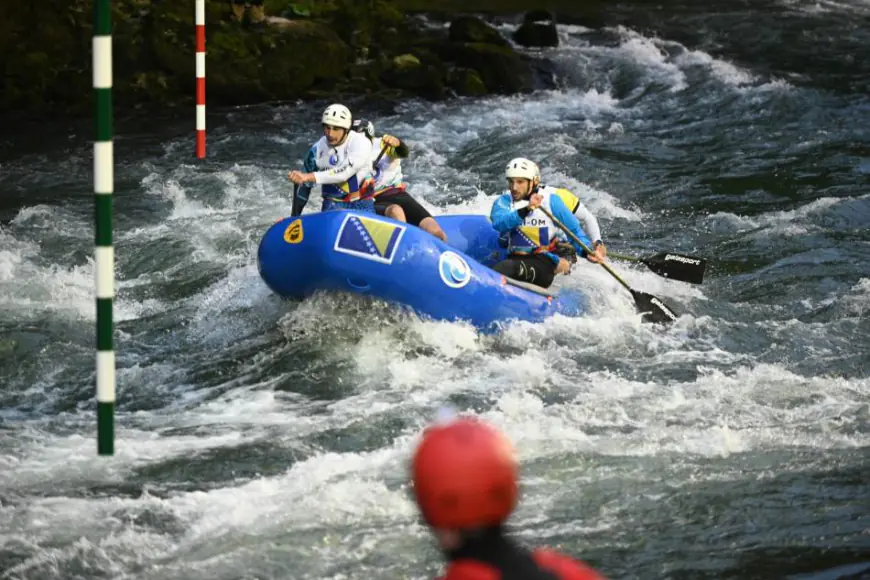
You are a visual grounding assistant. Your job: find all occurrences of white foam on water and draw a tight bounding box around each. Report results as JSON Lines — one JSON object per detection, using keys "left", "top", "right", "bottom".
{"left": 0, "top": 225, "right": 156, "bottom": 324}
{"left": 840, "top": 277, "right": 870, "bottom": 317}
{"left": 541, "top": 168, "right": 643, "bottom": 222}
{"left": 778, "top": 0, "right": 870, "bottom": 16}
{"left": 674, "top": 48, "right": 758, "bottom": 87}
{"left": 9, "top": 204, "right": 88, "bottom": 237}
{"left": 550, "top": 23, "right": 793, "bottom": 97}
{"left": 485, "top": 364, "right": 869, "bottom": 460}
{"left": 2, "top": 278, "right": 865, "bottom": 578}
{"left": 0, "top": 428, "right": 250, "bottom": 492}
{"left": 614, "top": 30, "right": 689, "bottom": 92}
{"left": 704, "top": 195, "right": 854, "bottom": 241}
{"left": 143, "top": 174, "right": 213, "bottom": 221}
{"left": 0, "top": 228, "right": 37, "bottom": 283}
{"left": 392, "top": 86, "right": 621, "bottom": 151}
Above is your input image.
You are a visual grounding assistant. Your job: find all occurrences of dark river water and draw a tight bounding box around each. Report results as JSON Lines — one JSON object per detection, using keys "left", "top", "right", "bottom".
{"left": 1, "top": 0, "right": 868, "bottom": 578}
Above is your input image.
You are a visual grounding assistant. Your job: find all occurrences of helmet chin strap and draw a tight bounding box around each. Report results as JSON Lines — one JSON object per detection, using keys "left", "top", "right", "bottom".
{"left": 510, "top": 178, "right": 540, "bottom": 201}
{"left": 521, "top": 179, "right": 540, "bottom": 199}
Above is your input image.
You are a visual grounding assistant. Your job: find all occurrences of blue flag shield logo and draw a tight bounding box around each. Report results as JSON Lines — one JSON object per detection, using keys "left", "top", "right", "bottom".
{"left": 334, "top": 214, "right": 406, "bottom": 264}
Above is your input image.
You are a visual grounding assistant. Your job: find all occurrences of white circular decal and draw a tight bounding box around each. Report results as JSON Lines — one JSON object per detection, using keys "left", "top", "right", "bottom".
{"left": 438, "top": 251, "right": 472, "bottom": 289}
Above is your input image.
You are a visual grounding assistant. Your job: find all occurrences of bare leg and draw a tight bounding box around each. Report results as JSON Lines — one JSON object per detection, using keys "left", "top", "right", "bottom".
{"left": 419, "top": 216, "right": 447, "bottom": 243}
{"left": 385, "top": 204, "right": 407, "bottom": 222}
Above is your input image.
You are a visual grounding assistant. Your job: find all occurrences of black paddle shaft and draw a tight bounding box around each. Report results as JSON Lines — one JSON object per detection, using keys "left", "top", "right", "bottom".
{"left": 537, "top": 206, "right": 680, "bottom": 324}
{"left": 372, "top": 143, "right": 389, "bottom": 169}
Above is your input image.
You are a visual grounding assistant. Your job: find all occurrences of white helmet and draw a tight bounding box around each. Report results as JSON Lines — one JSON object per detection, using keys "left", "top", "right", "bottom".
{"left": 322, "top": 104, "right": 352, "bottom": 129}
{"left": 505, "top": 157, "right": 540, "bottom": 181}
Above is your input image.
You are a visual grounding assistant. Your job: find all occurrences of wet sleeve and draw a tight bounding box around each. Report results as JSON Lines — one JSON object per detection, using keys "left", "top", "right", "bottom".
{"left": 551, "top": 195, "right": 592, "bottom": 255}
{"left": 490, "top": 194, "right": 525, "bottom": 233}
{"left": 313, "top": 137, "right": 371, "bottom": 185}
{"left": 573, "top": 201, "right": 602, "bottom": 243}
{"left": 555, "top": 187, "right": 601, "bottom": 243}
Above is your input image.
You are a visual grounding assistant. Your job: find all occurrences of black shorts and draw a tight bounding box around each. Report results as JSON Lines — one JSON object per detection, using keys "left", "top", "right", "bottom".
{"left": 374, "top": 191, "right": 432, "bottom": 227}
{"left": 492, "top": 254, "right": 557, "bottom": 289}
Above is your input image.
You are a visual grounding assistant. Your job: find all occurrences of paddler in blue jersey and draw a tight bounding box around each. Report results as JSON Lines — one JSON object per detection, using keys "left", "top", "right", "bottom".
{"left": 490, "top": 157, "right": 607, "bottom": 289}
{"left": 288, "top": 104, "right": 376, "bottom": 215}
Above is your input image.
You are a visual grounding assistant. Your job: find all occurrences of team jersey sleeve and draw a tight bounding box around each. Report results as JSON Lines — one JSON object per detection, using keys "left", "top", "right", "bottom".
{"left": 554, "top": 188, "right": 602, "bottom": 243}
{"left": 551, "top": 194, "right": 592, "bottom": 254}
{"left": 313, "top": 136, "right": 371, "bottom": 185}
{"left": 490, "top": 194, "right": 525, "bottom": 233}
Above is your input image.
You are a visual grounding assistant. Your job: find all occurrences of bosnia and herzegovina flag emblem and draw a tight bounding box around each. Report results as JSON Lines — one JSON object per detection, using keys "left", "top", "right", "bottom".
{"left": 510, "top": 226, "right": 550, "bottom": 250}
{"left": 334, "top": 214, "right": 406, "bottom": 264}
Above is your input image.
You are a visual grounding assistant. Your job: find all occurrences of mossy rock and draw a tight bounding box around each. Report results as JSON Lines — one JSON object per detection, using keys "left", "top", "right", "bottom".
{"left": 0, "top": 0, "right": 91, "bottom": 112}
{"left": 381, "top": 52, "right": 447, "bottom": 100}
{"left": 448, "top": 16, "right": 508, "bottom": 46}
{"left": 513, "top": 10, "right": 559, "bottom": 47}
{"left": 326, "top": 0, "right": 403, "bottom": 47}
{"left": 451, "top": 42, "right": 533, "bottom": 94}
{"left": 447, "top": 67, "right": 487, "bottom": 96}
{"left": 407, "top": 29, "right": 455, "bottom": 62}
{"left": 0, "top": 0, "right": 567, "bottom": 114}
{"left": 0, "top": 338, "right": 16, "bottom": 357}
{"left": 369, "top": 26, "right": 403, "bottom": 58}
{"left": 205, "top": 21, "right": 349, "bottom": 104}
{"left": 393, "top": 53, "right": 422, "bottom": 70}
{"left": 513, "top": 22, "right": 559, "bottom": 48}
{"left": 266, "top": 0, "right": 317, "bottom": 18}
{"left": 405, "top": 47, "right": 449, "bottom": 78}
{"left": 347, "top": 58, "right": 389, "bottom": 87}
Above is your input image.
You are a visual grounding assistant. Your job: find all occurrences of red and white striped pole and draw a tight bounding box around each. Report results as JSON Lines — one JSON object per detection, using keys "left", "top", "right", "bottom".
{"left": 195, "top": 0, "right": 206, "bottom": 158}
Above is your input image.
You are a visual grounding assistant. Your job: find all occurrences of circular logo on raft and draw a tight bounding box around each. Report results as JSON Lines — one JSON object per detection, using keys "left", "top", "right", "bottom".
{"left": 439, "top": 251, "right": 471, "bottom": 289}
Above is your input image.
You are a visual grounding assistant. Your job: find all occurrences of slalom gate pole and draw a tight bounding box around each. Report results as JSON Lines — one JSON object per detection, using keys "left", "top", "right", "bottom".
{"left": 93, "top": 0, "right": 115, "bottom": 455}
{"left": 196, "top": 0, "right": 206, "bottom": 158}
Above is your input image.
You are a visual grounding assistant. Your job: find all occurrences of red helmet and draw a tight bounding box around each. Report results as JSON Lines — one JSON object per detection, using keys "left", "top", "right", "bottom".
{"left": 411, "top": 416, "right": 519, "bottom": 529}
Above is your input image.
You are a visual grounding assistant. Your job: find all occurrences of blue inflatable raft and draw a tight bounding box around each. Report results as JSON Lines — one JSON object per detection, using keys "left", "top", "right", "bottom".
{"left": 256, "top": 211, "right": 587, "bottom": 329}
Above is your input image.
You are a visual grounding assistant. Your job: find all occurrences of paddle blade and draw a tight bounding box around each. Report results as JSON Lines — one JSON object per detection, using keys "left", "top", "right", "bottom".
{"left": 642, "top": 252, "right": 707, "bottom": 284}
{"left": 631, "top": 290, "right": 679, "bottom": 324}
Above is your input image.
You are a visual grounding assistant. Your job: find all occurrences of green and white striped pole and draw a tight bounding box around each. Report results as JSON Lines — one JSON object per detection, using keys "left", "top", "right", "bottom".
{"left": 93, "top": 0, "right": 115, "bottom": 456}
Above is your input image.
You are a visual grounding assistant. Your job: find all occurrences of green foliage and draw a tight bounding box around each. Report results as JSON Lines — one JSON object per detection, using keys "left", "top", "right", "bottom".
{"left": 2, "top": 0, "right": 554, "bottom": 114}
{"left": 265, "top": 0, "right": 322, "bottom": 18}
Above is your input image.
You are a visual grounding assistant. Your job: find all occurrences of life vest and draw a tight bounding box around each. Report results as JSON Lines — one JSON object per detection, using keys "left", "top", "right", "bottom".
{"left": 370, "top": 136, "right": 407, "bottom": 196}
{"left": 311, "top": 131, "right": 374, "bottom": 203}
{"left": 505, "top": 186, "right": 569, "bottom": 257}
{"left": 551, "top": 187, "right": 581, "bottom": 214}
